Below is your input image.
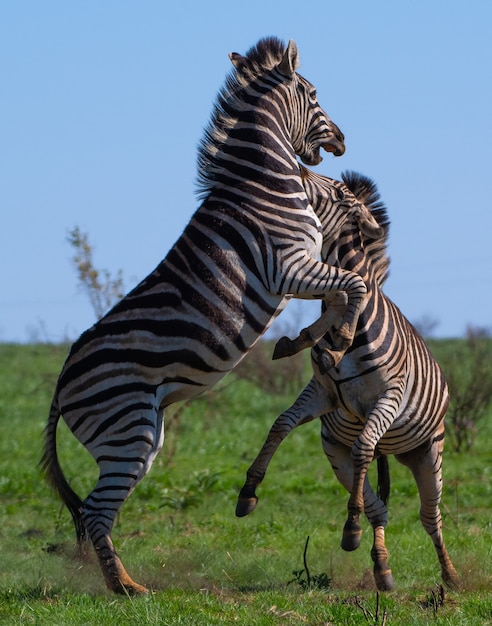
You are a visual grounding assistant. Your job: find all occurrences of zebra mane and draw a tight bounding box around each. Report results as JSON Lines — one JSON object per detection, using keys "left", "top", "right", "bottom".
{"left": 341, "top": 170, "right": 391, "bottom": 287}
{"left": 195, "top": 37, "right": 289, "bottom": 201}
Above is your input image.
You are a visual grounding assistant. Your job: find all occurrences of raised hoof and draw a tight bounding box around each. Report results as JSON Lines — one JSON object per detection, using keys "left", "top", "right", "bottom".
{"left": 235, "top": 496, "right": 258, "bottom": 517}
{"left": 272, "top": 336, "right": 294, "bottom": 360}
{"left": 341, "top": 531, "right": 362, "bottom": 552}
{"left": 335, "top": 322, "right": 352, "bottom": 343}
{"left": 374, "top": 567, "right": 394, "bottom": 591}
{"left": 318, "top": 350, "right": 336, "bottom": 374}
{"left": 341, "top": 523, "right": 362, "bottom": 552}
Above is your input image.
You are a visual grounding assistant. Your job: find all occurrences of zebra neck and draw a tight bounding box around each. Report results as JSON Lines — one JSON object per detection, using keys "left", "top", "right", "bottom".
{"left": 206, "top": 173, "right": 309, "bottom": 216}
{"left": 324, "top": 230, "right": 387, "bottom": 290}
{"left": 199, "top": 84, "right": 308, "bottom": 210}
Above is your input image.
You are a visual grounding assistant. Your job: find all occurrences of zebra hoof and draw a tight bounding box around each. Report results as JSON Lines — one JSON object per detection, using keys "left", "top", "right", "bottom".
{"left": 341, "top": 522, "right": 362, "bottom": 552}
{"left": 235, "top": 496, "right": 258, "bottom": 517}
{"left": 335, "top": 322, "right": 352, "bottom": 344}
{"left": 120, "top": 581, "right": 149, "bottom": 596}
{"left": 318, "top": 351, "right": 336, "bottom": 374}
{"left": 443, "top": 567, "right": 461, "bottom": 590}
{"left": 109, "top": 571, "right": 149, "bottom": 596}
{"left": 374, "top": 566, "right": 394, "bottom": 592}
{"left": 272, "top": 336, "right": 294, "bottom": 360}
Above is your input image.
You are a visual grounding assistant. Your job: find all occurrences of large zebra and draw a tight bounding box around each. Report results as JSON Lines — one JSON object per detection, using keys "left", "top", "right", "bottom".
{"left": 236, "top": 169, "right": 460, "bottom": 591}
{"left": 40, "top": 37, "right": 375, "bottom": 595}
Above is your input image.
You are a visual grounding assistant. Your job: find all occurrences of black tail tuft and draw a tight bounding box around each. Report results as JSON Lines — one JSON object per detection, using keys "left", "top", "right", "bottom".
{"left": 376, "top": 455, "right": 390, "bottom": 506}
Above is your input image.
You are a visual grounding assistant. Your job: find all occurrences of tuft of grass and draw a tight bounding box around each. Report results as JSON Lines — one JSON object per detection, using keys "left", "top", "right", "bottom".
{"left": 288, "top": 536, "right": 331, "bottom": 591}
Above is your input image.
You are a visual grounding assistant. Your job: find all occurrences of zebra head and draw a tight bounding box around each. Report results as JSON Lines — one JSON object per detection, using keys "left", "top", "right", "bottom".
{"left": 301, "top": 167, "right": 384, "bottom": 243}
{"left": 228, "top": 38, "right": 345, "bottom": 167}
{"left": 277, "top": 40, "right": 345, "bottom": 165}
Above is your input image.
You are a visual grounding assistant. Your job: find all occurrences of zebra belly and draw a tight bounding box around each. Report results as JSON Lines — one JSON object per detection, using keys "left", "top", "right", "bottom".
{"left": 321, "top": 406, "right": 445, "bottom": 456}
{"left": 320, "top": 354, "right": 447, "bottom": 456}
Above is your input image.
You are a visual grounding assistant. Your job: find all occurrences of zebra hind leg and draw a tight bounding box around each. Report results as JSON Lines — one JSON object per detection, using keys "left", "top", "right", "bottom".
{"left": 81, "top": 460, "right": 151, "bottom": 595}
{"left": 367, "top": 456, "right": 393, "bottom": 591}
{"left": 81, "top": 412, "right": 164, "bottom": 595}
{"left": 395, "top": 431, "right": 461, "bottom": 589}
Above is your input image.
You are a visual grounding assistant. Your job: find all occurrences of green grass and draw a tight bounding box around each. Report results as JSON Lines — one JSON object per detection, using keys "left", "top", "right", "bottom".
{"left": 0, "top": 343, "right": 491, "bottom": 624}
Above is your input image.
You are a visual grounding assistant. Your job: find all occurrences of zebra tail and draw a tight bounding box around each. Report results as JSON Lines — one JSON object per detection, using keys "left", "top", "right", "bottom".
{"left": 376, "top": 455, "right": 390, "bottom": 506}
{"left": 40, "top": 392, "right": 88, "bottom": 543}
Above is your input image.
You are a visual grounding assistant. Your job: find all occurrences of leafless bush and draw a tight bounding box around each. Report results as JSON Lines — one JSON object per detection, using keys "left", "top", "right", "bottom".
{"left": 67, "top": 226, "right": 125, "bottom": 320}
{"left": 413, "top": 314, "right": 440, "bottom": 338}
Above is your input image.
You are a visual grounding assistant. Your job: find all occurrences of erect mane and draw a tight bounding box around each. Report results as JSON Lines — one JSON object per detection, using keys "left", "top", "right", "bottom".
{"left": 195, "top": 37, "right": 289, "bottom": 201}
{"left": 227, "top": 36, "right": 288, "bottom": 84}
{"left": 341, "top": 171, "right": 391, "bottom": 286}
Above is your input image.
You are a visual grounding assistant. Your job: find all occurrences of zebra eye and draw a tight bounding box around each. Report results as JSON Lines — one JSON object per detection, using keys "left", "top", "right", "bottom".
{"left": 310, "top": 89, "right": 317, "bottom": 101}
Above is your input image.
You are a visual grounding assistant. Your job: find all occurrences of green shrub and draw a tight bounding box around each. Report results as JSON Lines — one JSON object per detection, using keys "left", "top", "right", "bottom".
{"left": 430, "top": 328, "right": 492, "bottom": 452}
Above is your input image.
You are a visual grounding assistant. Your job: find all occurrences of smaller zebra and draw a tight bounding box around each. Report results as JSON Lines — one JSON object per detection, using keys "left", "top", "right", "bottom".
{"left": 236, "top": 170, "right": 460, "bottom": 591}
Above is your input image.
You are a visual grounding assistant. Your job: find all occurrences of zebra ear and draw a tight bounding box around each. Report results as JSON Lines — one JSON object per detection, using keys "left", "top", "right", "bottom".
{"left": 277, "top": 39, "right": 299, "bottom": 78}
{"left": 229, "top": 52, "right": 244, "bottom": 67}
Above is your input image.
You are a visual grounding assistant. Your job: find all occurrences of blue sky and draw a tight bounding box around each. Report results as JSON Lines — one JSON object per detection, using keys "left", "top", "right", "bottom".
{"left": 1, "top": 1, "right": 491, "bottom": 342}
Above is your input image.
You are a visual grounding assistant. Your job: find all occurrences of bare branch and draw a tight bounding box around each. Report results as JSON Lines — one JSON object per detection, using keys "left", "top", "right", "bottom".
{"left": 67, "top": 226, "right": 125, "bottom": 320}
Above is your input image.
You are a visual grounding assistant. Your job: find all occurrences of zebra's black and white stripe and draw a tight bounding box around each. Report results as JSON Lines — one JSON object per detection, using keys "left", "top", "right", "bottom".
{"left": 236, "top": 169, "right": 460, "bottom": 591}
{"left": 40, "top": 37, "right": 375, "bottom": 595}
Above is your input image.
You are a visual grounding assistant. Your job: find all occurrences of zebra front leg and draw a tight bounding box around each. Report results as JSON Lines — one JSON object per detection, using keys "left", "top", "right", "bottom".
{"left": 340, "top": 390, "right": 402, "bottom": 548}
{"left": 342, "top": 443, "right": 373, "bottom": 553}
{"left": 321, "top": 428, "right": 394, "bottom": 590}
{"left": 236, "top": 377, "right": 332, "bottom": 517}
{"left": 236, "top": 412, "right": 315, "bottom": 516}
{"left": 396, "top": 429, "right": 460, "bottom": 589}
{"left": 342, "top": 457, "right": 396, "bottom": 591}
{"left": 321, "top": 424, "right": 366, "bottom": 552}
{"left": 341, "top": 409, "right": 392, "bottom": 553}
{"left": 320, "top": 427, "right": 364, "bottom": 551}
{"left": 272, "top": 262, "right": 366, "bottom": 369}
{"left": 272, "top": 306, "right": 336, "bottom": 360}
{"left": 273, "top": 292, "right": 349, "bottom": 373}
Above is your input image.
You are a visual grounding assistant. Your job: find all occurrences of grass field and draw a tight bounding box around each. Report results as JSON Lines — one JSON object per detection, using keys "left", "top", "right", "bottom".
{"left": 0, "top": 342, "right": 491, "bottom": 624}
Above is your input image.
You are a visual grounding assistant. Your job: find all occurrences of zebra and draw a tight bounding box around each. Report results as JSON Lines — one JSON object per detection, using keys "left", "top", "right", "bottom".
{"left": 236, "top": 169, "right": 460, "bottom": 592}
{"left": 40, "top": 36, "right": 377, "bottom": 595}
